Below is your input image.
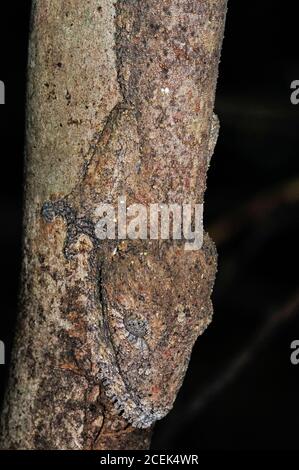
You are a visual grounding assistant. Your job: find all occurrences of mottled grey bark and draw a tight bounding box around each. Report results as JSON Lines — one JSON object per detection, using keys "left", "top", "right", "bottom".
{"left": 0, "top": 0, "right": 227, "bottom": 450}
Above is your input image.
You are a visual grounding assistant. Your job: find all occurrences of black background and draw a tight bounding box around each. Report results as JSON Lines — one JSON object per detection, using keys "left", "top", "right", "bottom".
{"left": 0, "top": 1, "right": 299, "bottom": 451}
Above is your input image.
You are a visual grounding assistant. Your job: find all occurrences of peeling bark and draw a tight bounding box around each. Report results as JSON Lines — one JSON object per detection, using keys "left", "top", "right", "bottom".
{"left": 0, "top": 0, "right": 227, "bottom": 450}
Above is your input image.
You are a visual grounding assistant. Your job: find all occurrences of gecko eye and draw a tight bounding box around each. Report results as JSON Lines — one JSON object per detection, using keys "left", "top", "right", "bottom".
{"left": 122, "top": 313, "right": 150, "bottom": 355}
{"left": 109, "top": 309, "right": 149, "bottom": 354}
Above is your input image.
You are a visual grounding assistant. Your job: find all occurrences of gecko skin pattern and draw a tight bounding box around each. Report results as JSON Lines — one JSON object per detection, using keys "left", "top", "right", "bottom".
{"left": 41, "top": 0, "right": 220, "bottom": 429}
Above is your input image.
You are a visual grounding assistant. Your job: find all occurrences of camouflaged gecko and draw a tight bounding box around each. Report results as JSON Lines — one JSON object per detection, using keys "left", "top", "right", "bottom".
{"left": 41, "top": 0, "right": 219, "bottom": 429}
{"left": 41, "top": 112, "right": 218, "bottom": 429}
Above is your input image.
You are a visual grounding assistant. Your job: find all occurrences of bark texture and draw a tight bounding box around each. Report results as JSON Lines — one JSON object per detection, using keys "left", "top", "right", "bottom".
{"left": 0, "top": 0, "right": 227, "bottom": 450}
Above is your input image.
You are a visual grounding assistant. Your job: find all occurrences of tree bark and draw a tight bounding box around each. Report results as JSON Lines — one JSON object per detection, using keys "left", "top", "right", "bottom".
{"left": 0, "top": 0, "right": 227, "bottom": 450}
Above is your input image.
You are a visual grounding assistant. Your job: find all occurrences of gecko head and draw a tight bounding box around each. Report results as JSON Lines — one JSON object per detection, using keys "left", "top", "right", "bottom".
{"left": 99, "top": 237, "right": 216, "bottom": 428}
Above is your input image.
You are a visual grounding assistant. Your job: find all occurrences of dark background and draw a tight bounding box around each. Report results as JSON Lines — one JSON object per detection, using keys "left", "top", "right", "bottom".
{"left": 0, "top": 1, "right": 298, "bottom": 451}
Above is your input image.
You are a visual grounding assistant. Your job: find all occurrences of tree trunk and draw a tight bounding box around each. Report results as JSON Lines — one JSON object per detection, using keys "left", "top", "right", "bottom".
{"left": 0, "top": 0, "right": 227, "bottom": 450}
